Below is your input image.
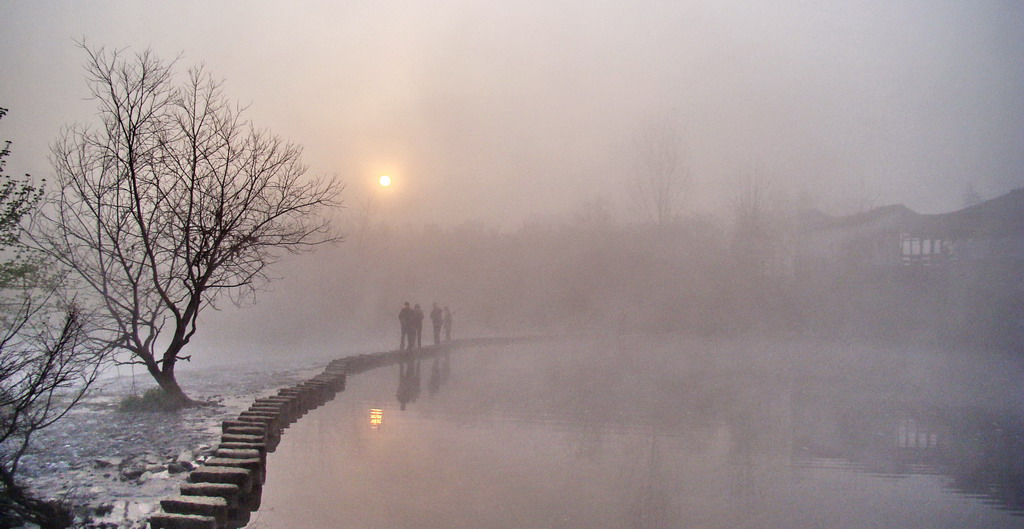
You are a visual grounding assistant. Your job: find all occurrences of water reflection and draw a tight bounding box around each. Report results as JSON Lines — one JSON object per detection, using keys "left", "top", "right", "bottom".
{"left": 428, "top": 351, "right": 451, "bottom": 397}
{"left": 249, "top": 340, "right": 1024, "bottom": 528}
{"left": 396, "top": 352, "right": 421, "bottom": 411}
{"left": 628, "top": 434, "right": 678, "bottom": 529}
{"left": 396, "top": 349, "right": 452, "bottom": 411}
{"left": 789, "top": 389, "right": 1024, "bottom": 515}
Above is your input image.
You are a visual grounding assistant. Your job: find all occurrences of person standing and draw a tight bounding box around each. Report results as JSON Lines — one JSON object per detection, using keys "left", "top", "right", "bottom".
{"left": 399, "top": 302, "right": 415, "bottom": 350}
{"left": 443, "top": 306, "right": 453, "bottom": 342}
{"left": 413, "top": 303, "right": 425, "bottom": 348}
{"left": 430, "top": 303, "right": 444, "bottom": 345}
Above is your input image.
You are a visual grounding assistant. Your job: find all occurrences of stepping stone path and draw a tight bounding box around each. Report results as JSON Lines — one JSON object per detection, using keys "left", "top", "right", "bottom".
{"left": 147, "top": 343, "right": 478, "bottom": 529}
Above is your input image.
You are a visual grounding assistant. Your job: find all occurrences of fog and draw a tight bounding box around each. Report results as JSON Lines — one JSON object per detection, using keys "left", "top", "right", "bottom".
{"left": 250, "top": 338, "right": 1024, "bottom": 527}
{"left": 2, "top": 2, "right": 1023, "bottom": 358}
{"left": 4, "top": 4, "right": 1024, "bottom": 525}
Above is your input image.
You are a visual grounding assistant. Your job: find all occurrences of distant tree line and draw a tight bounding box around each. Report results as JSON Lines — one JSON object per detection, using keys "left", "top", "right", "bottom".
{"left": 343, "top": 189, "right": 1022, "bottom": 351}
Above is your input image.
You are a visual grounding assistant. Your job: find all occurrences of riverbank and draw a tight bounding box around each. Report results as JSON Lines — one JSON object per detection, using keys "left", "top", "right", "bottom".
{"left": 16, "top": 334, "right": 1024, "bottom": 527}
{"left": 17, "top": 359, "right": 328, "bottom": 528}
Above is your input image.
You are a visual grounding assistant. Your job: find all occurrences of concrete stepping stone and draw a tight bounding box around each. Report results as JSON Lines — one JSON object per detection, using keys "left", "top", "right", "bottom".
{"left": 215, "top": 448, "right": 261, "bottom": 460}
{"left": 160, "top": 495, "right": 228, "bottom": 525}
{"left": 218, "top": 442, "right": 266, "bottom": 458}
{"left": 223, "top": 425, "right": 267, "bottom": 440}
{"left": 238, "top": 411, "right": 281, "bottom": 429}
{"left": 205, "top": 456, "right": 262, "bottom": 472}
{"left": 180, "top": 482, "right": 241, "bottom": 508}
{"left": 254, "top": 397, "right": 297, "bottom": 416}
{"left": 148, "top": 513, "right": 217, "bottom": 529}
{"left": 188, "top": 465, "right": 253, "bottom": 494}
{"left": 220, "top": 433, "right": 263, "bottom": 444}
{"left": 235, "top": 413, "right": 282, "bottom": 427}
{"left": 222, "top": 420, "right": 267, "bottom": 434}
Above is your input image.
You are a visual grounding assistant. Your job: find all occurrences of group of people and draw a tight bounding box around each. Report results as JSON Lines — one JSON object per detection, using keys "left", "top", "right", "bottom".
{"left": 398, "top": 302, "right": 453, "bottom": 350}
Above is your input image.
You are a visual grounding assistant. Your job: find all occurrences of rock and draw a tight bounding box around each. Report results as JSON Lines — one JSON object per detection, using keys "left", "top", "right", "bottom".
{"left": 176, "top": 449, "right": 194, "bottom": 463}
{"left": 120, "top": 465, "right": 145, "bottom": 481}
{"left": 167, "top": 461, "right": 189, "bottom": 474}
{"left": 65, "top": 470, "right": 93, "bottom": 487}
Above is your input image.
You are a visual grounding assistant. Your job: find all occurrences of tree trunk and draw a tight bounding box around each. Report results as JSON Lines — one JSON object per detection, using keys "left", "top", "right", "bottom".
{"left": 153, "top": 364, "right": 193, "bottom": 407}
{"left": 0, "top": 467, "right": 74, "bottom": 529}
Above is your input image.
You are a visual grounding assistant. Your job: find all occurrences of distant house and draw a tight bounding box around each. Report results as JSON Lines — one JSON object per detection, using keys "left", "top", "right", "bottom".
{"left": 796, "top": 188, "right": 1024, "bottom": 274}
{"left": 796, "top": 204, "right": 916, "bottom": 273}
{"left": 910, "top": 188, "right": 1024, "bottom": 265}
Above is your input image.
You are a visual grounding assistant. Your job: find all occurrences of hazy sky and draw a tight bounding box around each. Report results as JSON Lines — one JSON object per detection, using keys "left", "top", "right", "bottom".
{"left": 2, "top": 0, "right": 1023, "bottom": 227}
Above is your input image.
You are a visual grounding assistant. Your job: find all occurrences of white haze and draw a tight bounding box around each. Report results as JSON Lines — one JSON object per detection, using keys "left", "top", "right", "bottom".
{"left": 1, "top": 1, "right": 1023, "bottom": 363}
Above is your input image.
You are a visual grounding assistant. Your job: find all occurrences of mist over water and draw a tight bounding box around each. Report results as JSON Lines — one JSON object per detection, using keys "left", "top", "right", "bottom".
{"left": 249, "top": 338, "right": 1024, "bottom": 528}
{"left": 1, "top": 2, "right": 1023, "bottom": 526}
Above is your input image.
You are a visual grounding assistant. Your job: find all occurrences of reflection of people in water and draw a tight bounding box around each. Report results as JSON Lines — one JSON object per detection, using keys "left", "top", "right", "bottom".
{"left": 429, "top": 356, "right": 441, "bottom": 396}
{"left": 443, "top": 306, "right": 453, "bottom": 342}
{"left": 428, "top": 349, "right": 452, "bottom": 397}
{"left": 430, "top": 303, "right": 443, "bottom": 345}
{"left": 396, "top": 354, "right": 421, "bottom": 411}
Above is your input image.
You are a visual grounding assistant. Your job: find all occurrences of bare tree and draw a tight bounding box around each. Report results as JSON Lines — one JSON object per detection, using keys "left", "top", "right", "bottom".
{"left": 1, "top": 107, "right": 108, "bottom": 528}
{"left": 0, "top": 298, "right": 105, "bottom": 528}
{"left": 630, "top": 115, "right": 689, "bottom": 226}
{"left": 732, "top": 170, "right": 772, "bottom": 248}
{"left": 962, "top": 182, "right": 983, "bottom": 208}
{"left": 36, "top": 46, "right": 343, "bottom": 405}
{"left": 731, "top": 168, "right": 787, "bottom": 277}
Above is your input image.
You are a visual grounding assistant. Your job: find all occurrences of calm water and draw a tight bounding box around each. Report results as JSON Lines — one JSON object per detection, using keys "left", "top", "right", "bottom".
{"left": 245, "top": 338, "right": 1024, "bottom": 529}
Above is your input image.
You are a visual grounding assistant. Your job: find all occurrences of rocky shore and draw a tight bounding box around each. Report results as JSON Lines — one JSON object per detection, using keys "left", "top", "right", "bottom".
{"left": 17, "top": 359, "right": 327, "bottom": 528}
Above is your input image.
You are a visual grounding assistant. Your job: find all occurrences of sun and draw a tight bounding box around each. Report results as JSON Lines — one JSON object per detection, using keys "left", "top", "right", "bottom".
{"left": 378, "top": 175, "right": 392, "bottom": 188}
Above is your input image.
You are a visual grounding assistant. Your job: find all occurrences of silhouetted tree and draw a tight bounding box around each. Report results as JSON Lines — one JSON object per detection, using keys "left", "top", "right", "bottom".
{"left": 731, "top": 169, "right": 774, "bottom": 274}
{"left": 727, "top": 167, "right": 801, "bottom": 328}
{"left": 0, "top": 107, "right": 107, "bottom": 529}
{"left": 848, "top": 175, "right": 880, "bottom": 215}
{"left": 962, "top": 182, "right": 983, "bottom": 208}
{"left": 36, "top": 46, "right": 343, "bottom": 405}
{"left": 630, "top": 115, "right": 689, "bottom": 227}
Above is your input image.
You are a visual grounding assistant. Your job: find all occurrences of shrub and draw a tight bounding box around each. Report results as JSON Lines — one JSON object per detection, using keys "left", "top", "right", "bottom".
{"left": 118, "top": 388, "right": 181, "bottom": 412}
